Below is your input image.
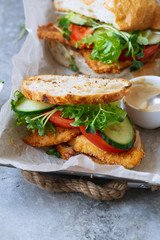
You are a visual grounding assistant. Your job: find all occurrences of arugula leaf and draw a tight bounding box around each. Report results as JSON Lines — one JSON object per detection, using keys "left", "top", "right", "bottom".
{"left": 130, "top": 60, "right": 144, "bottom": 72}
{"left": 11, "top": 90, "right": 24, "bottom": 111}
{"left": 24, "top": 109, "right": 57, "bottom": 136}
{"left": 11, "top": 92, "right": 57, "bottom": 136}
{"left": 58, "top": 16, "right": 71, "bottom": 40}
{"left": 78, "top": 26, "right": 149, "bottom": 71}
{"left": 60, "top": 44, "right": 79, "bottom": 72}
{"left": 69, "top": 56, "right": 79, "bottom": 72}
{"left": 68, "top": 13, "right": 148, "bottom": 71}
{"left": 58, "top": 103, "right": 127, "bottom": 134}
{"left": 79, "top": 31, "right": 126, "bottom": 65}
{"left": 58, "top": 12, "right": 150, "bottom": 71}
{"left": 46, "top": 148, "right": 60, "bottom": 158}
{"left": 46, "top": 121, "right": 56, "bottom": 136}
{"left": 11, "top": 91, "right": 127, "bottom": 136}
{"left": 14, "top": 111, "right": 57, "bottom": 137}
{"left": 58, "top": 17, "right": 70, "bottom": 29}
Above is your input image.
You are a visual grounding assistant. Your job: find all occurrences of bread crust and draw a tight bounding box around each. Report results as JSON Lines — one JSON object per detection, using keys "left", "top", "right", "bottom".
{"left": 54, "top": 0, "right": 160, "bottom": 31}
{"left": 21, "top": 75, "right": 131, "bottom": 105}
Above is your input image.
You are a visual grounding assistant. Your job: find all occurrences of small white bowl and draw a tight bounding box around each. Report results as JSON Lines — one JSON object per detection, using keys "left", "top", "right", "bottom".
{"left": 123, "top": 76, "right": 160, "bottom": 129}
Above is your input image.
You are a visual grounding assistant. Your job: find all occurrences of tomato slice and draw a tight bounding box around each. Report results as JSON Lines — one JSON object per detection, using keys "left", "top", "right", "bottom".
{"left": 119, "top": 44, "right": 159, "bottom": 61}
{"left": 49, "top": 111, "right": 75, "bottom": 128}
{"left": 141, "top": 44, "right": 159, "bottom": 60}
{"left": 71, "top": 24, "right": 94, "bottom": 48}
{"left": 80, "top": 126, "right": 125, "bottom": 153}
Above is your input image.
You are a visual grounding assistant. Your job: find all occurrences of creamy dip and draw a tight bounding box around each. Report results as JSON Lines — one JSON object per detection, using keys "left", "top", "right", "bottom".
{"left": 124, "top": 78, "right": 160, "bottom": 111}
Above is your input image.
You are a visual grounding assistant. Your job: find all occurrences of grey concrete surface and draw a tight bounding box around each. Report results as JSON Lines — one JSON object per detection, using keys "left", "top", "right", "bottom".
{"left": 0, "top": 1, "right": 160, "bottom": 240}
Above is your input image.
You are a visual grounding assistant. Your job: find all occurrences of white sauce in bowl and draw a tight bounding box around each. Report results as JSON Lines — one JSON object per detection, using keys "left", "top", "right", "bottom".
{"left": 124, "top": 78, "right": 160, "bottom": 112}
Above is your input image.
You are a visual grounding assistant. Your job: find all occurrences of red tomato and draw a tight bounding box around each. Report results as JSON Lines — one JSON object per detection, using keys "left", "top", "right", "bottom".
{"left": 141, "top": 44, "right": 159, "bottom": 60}
{"left": 71, "top": 24, "right": 94, "bottom": 48}
{"left": 119, "top": 44, "right": 159, "bottom": 61}
{"left": 80, "top": 126, "right": 125, "bottom": 153}
{"left": 49, "top": 111, "right": 75, "bottom": 128}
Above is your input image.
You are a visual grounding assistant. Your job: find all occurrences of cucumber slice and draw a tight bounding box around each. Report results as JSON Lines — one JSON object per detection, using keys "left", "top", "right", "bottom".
{"left": 67, "top": 12, "right": 92, "bottom": 27}
{"left": 13, "top": 96, "right": 54, "bottom": 115}
{"left": 148, "top": 31, "right": 160, "bottom": 45}
{"left": 99, "top": 116, "right": 135, "bottom": 150}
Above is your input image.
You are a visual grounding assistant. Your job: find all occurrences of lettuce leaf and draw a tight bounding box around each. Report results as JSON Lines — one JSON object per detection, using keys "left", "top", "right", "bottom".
{"left": 58, "top": 12, "right": 149, "bottom": 71}
{"left": 78, "top": 30, "right": 126, "bottom": 65}
{"left": 58, "top": 103, "right": 127, "bottom": 134}
{"left": 11, "top": 92, "right": 127, "bottom": 136}
{"left": 77, "top": 27, "right": 148, "bottom": 71}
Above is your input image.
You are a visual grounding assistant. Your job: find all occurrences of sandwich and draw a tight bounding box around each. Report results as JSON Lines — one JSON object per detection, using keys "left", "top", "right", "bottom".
{"left": 37, "top": 0, "right": 160, "bottom": 79}
{"left": 11, "top": 75, "right": 144, "bottom": 168}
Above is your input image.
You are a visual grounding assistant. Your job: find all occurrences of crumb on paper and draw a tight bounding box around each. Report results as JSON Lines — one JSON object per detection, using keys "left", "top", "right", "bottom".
{"left": 18, "top": 145, "right": 28, "bottom": 152}
{"left": 10, "top": 138, "right": 17, "bottom": 147}
{"left": 10, "top": 138, "right": 28, "bottom": 153}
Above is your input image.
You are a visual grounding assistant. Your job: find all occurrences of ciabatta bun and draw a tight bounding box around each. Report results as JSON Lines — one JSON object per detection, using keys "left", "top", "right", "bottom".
{"left": 54, "top": 0, "right": 160, "bottom": 31}
{"left": 21, "top": 75, "right": 131, "bottom": 105}
{"left": 48, "top": 40, "right": 160, "bottom": 80}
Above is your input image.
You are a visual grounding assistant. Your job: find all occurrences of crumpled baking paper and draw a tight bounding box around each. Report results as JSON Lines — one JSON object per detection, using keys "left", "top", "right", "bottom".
{"left": 0, "top": 0, "right": 160, "bottom": 185}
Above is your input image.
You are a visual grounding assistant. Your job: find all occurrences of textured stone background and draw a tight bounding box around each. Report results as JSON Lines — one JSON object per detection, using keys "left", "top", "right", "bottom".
{"left": 0, "top": 1, "right": 160, "bottom": 240}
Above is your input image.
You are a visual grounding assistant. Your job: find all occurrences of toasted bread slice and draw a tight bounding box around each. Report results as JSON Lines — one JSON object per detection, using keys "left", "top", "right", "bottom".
{"left": 21, "top": 75, "right": 131, "bottom": 105}
{"left": 54, "top": 0, "right": 160, "bottom": 31}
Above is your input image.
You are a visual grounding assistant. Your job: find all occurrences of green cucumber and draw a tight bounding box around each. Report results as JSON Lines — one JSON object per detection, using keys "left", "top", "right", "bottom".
{"left": 67, "top": 12, "right": 93, "bottom": 27}
{"left": 147, "top": 31, "right": 160, "bottom": 45}
{"left": 142, "top": 30, "right": 160, "bottom": 45}
{"left": 99, "top": 116, "right": 135, "bottom": 150}
{"left": 13, "top": 96, "right": 54, "bottom": 115}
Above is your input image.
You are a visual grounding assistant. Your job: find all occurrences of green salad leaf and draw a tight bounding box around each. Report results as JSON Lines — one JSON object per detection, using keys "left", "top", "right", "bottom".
{"left": 63, "top": 46, "right": 79, "bottom": 72}
{"left": 46, "top": 148, "right": 60, "bottom": 158}
{"left": 58, "top": 16, "right": 71, "bottom": 40}
{"left": 58, "top": 12, "right": 150, "bottom": 71}
{"left": 11, "top": 90, "right": 24, "bottom": 111}
{"left": 13, "top": 103, "right": 126, "bottom": 136}
{"left": 14, "top": 23, "right": 26, "bottom": 45}
{"left": 77, "top": 25, "right": 148, "bottom": 71}
{"left": 11, "top": 91, "right": 127, "bottom": 136}
{"left": 0, "top": 80, "right": 4, "bottom": 83}
{"left": 78, "top": 30, "right": 126, "bottom": 65}
{"left": 14, "top": 111, "right": 56, "bottom": 137}
{"left": 58, "top": 103, "right": 127, "bottom": 134}
{"left": 11, "top": 91, "right": 56, "bottom": 136}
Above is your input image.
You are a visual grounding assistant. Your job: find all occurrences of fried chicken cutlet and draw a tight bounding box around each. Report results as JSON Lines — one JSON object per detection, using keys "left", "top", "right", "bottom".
{"left": 23, "top": 127, "right": 80, "bottom": 147}
{"left": 69, "top": 134, "right": 144, "bottom": 169}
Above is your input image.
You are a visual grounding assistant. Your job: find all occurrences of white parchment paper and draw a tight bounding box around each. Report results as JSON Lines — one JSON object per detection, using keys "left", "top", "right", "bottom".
{"left": 0, "top": 0, "right": 160, "bottom": 185}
